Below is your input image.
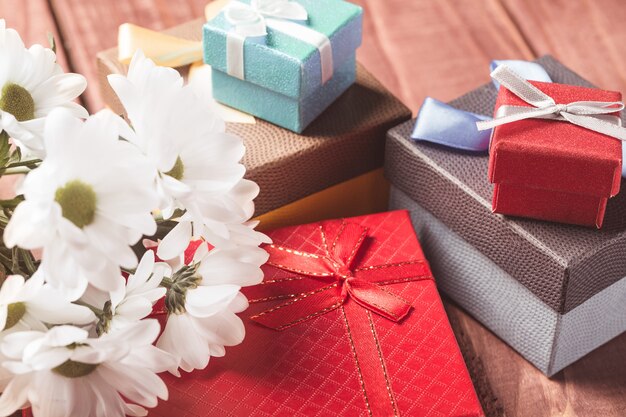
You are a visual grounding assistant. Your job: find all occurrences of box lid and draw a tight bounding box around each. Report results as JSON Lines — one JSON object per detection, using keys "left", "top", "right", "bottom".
{"left": 203, "top": 0, "right": 363, "bottom": 100}
{"left": 384, "top": 55, "right": 626, "bottom": 314}
{"left": 489, "top": 81, "right": 622, "bottom": 198}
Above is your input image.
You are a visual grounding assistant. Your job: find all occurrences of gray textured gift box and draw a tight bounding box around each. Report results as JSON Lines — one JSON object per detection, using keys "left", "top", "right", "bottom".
{"left": 385, "top": 55, "right": 626, "bottom": 376}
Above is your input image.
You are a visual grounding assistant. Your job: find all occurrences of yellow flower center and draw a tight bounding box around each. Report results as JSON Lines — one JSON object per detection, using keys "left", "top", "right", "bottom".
{"left": 4, "top": 302, "right": 25, "bottom": 330}
{"left": 164, "top": 156, "right": 185, "bottom": 181}
{"left": 0, "top": 83, "right": 35, "bottom": 122}
{"left": 54, "top": 180, "right": 97, "bottom": 228}
{"left": 53, "top": 360, "right": 98, "bottom": 378}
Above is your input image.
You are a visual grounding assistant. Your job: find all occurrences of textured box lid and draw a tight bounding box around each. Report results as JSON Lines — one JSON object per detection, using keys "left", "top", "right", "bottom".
{"left": 203, "top": 0, "right": 363, "bottom": 100}
{"left": 489, "top": 81, "right": 622, "bottom": 198}
{"left": 384, "top": 55, "right": 626, "bottom": 314}
{"left": 96, "top": 18, "right": 410, "bottom": 217}
{"left": 151, "top": 210, "right": 484, "bottom": 417}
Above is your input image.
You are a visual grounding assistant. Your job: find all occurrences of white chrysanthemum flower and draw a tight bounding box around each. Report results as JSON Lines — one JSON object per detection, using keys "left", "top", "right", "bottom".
{"left": 0, "top": 273, "right": 95, "bottom": 333}
{"left": 4, "top": 109, "right": 159, "bottom": 300}
{"left": 81, "top": 251, "right": 167, "bottom": 334}
{"left": 0, "top": 320, "right": 177, "bottom": 417}
{"left": 0, "top": 273, "right": 95, "bottom": 392}
{"left": 107, "top": 51, "right": 270, "bottom": 260}
{"left": 0, "top": 19, "right": 87, "bottom": 156}
{"left": 156, "top": 241, "right": 267, "bottom": 373}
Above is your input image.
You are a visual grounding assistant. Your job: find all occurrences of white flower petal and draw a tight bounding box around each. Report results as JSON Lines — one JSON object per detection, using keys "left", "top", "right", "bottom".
{"left": 28, "top": 346, "right": 72, "bottom": 370}
{"left": 0, "top": 374, "right": 30, "bottom": 415}
{"left": 157, "top": 221, "right": 192, "bottom": 260}
{"left": 0, "top": 275, "right": 25, "bottom": 304}
{"left": 87, "top": 372, "right": 127, "bottom": 417}
{"left": 43, "top": 325, "right": 88, "bottom": 347}
{"left": 1, "top": 330, "right": 42, "bottom": 359}
{"left": 157, "top": 313, "right": 209, "bottom": 372}
{"left": 198, "top": 248, "right": 265, "bottom": 287}
{"left": 127, "top": 251, "right": 155, "bottom": 293}
{"left": 31, "top": 73, "right": 87, "bottom": 111}
{"left": 193, "top": 309, "right": 246, "bottom": 347}
{"left": 109, "top": 276, "right": 127, "bottom": 310}
{"left": 114, "top": 297, "right": 153, "bottom": 322}
{"left": 98, "top": 363, "right": 165, "bottom": 408}
{"left": 3, "top": 200, "right": 59, "bottom": 249}
{"left": 26, "top": 290, "right": 96, "bottom": 325}
{"left": 185, "top": 285, "right": 240, "bottom": 318}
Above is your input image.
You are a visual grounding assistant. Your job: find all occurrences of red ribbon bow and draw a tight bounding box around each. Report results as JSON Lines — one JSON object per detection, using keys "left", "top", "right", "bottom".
{"left": 248, "top": 221, "right": 433, "bottom": 330}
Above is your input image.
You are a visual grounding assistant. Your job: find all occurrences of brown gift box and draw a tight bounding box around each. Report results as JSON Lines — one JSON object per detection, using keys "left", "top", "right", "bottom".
{"left": 97, "top": 19, "right": 411, "bottom": 223}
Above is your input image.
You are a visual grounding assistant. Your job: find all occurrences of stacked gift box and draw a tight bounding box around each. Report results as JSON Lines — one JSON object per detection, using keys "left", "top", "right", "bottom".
{"left": 386, "top": 55, "right": 626, "bottom": 376}
{"left": 93, "top": 1, "right": 487, "bottom": 416}
{"left": 98, "top": 19, "right": 410, "bottom": 232}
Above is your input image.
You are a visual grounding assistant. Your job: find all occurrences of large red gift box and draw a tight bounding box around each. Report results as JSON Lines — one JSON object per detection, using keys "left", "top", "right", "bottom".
{"left": 155, "top": 210, "right": 482, "bottom": 416}
{"left": 489, "top": 81, "right": 622, "bottom": 227}
{"left": 22, "top": 211, "right": 482, "bottom": 417}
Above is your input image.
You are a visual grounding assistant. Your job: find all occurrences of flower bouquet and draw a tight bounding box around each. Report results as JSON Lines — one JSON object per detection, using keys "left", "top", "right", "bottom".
{"left": 0, "top": 20, "right": 269, "bottom": 417}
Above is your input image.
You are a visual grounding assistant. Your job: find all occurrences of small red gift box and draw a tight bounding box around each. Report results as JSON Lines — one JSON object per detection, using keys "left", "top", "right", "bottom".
{"left": 151, "top": 210, "right": 482, "bottom": 416}
{"left": 488, "top": 81, "right": 622, "bottom": 228}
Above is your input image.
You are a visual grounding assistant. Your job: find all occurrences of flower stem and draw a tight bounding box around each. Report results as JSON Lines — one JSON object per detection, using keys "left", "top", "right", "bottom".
{"left": 18, "top": 249, "right": 37, "bottom": 275}
{"left": 0, "top": 196, "right": 24, "bottom": 209}
{"left": 0, "top": 167, "right": 30, "bottom": 175}
{"left": 3, "top": 159, "right": 41, "bottom": 169}
{"left": 74, "top": 300, "right": 104, "bottom": 317}
{"left": 10, "top": 247, "right": 25, "bottom": 277}
{"left": 0, "top": 252, "right": 14, "bottom": 276}
{"left": 160, "top": 277, "right": 173, "bottom": 289}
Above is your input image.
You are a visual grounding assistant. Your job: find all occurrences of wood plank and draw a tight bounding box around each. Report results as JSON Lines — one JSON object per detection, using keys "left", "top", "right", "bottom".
{"left": 351, "top": 0, "right": 534, "bottom": 114}
{"left": 0, "top": 0, "right": 69, "bottom": 71}
{"left": 52, "top": 0, "right": 537, "bottom": 113}
{"left": 445, "top": 300, "right": 626, "bottom": 417}
{"left": 501, "top": 0, "right": 626, "bottom": 92}
{"left": 350, "top": 0, "right": 403, "bottom": 107}
{"left": 49, "top": 0, "right": 209, "bottom": 111}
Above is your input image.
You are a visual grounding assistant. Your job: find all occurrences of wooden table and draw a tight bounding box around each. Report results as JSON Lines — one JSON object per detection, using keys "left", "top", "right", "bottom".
{"left": 2, "top": 0, "right": 626, "bottom": 415}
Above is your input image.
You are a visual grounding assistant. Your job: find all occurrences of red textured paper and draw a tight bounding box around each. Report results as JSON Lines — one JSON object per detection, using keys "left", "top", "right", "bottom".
{"left": 489, "top": 80, "right": 622, "bottom": 227}
{"left": 154, "top": 210, "right": 482, "bottom": 417}
{"left": 22, "top": 211, "right": 482, "bottom": 417}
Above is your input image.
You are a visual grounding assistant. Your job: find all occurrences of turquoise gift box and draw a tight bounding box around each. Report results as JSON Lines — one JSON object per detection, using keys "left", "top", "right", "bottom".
{"left": 203, "top": 0, "right": 363, "bottom": 133}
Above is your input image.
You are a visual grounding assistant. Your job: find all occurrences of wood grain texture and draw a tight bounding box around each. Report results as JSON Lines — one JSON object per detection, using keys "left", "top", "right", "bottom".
{"left": 0, "top": 0, "right": 69, "bottom": 71}
{"left": 48, "top": 0, "right": 208, "bottom": 110}
{"left": 501, "top": 0, "right": 626, "bottom": 93}
{"left": 351, "top": 0, "right": 534, "bottom": 114}
{"left": 445, "top": 300, "right": 626, "bottom": 417}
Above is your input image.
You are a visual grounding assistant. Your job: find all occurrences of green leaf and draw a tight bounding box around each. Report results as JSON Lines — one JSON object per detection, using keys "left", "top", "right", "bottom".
{"left": 8, "top": 147, "right": 21, "bottom": 165}
{"left": 47, "top": 32, "right": 57, "bottom": 55}
{"left": 18, "top": 249, "right": 38, "bottom": 275}
{"left": 0, "top": 131, "right": 10, "bottom": 168}
{"left": 0, "top": 196, "right": 24, "bottom": 210}
{"left": 10, "top": 247, "right": 24, "bottom": 277}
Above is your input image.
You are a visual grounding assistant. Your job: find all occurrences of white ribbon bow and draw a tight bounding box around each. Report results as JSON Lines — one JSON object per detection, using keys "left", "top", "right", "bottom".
{"left": 223, "top": 0, "right": 334, "bottom": 84}
{"left": 224, "top": 0, "right": 307, "bottom": 37}
{"left": 476, "top": 66, "right": 626, "bottom": 142}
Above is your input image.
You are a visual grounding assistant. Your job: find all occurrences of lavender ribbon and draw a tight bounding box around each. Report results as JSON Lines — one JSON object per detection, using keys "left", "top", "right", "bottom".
{"left": 411, "top": 60, "right": 551, "bottom": 152}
